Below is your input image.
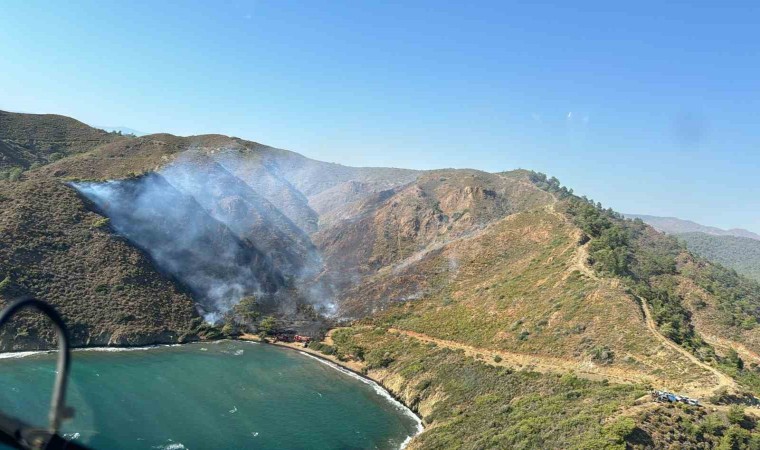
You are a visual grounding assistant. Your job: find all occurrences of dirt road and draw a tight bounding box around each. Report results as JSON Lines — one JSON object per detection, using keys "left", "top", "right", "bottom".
{"left": 387, "top": 327, "right": 662, "bottom": 386}
{"left": 637, "top": 297, "right": 738, "bottom": 396}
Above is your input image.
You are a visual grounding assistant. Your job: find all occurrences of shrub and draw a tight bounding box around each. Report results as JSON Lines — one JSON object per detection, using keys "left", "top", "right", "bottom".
{"left": 307, "top": 342, "right": 336, "bottom": 356}
{"left": 221, "top": 323, "right": 238, "bottom": 336}
{"left": 718, "top": 425, "right": 752, "bottom": 450}
{"left": 94, "top": 284, "right": 109, "bottom": 294}
{"left": 0, "top": 275, "right": 12, "bottom": 293}
{"left": 93, "top": 217, "right": 110, "bottom": 229}
{"left": 727, "top": 405, "right": 746, "bottom": 425}
{"left": 232, "top": 296, "right": 260, "bottom": 323}
{"left": 1, "top": 167, "right": 24, "bottom": 181}
{"left": 591, "top": 346, "right": 614, "bottom": 364}
{"left": 365, "top": 348, "right": 394, "bottom": 369}
{"left": 257, "top": 316, "right": 277, "bottom": 337}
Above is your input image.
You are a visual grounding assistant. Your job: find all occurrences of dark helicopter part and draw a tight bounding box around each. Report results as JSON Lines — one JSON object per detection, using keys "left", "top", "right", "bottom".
{"left": 0, "top": 298, "right": 90, "bottom": 450}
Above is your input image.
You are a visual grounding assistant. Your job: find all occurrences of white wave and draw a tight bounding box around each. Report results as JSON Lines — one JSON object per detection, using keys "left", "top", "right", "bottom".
{"left": 0, "top": 350, "right": 50, "bottom": 359}
{"left": 298, "top": 352, "right": 424, "bottom": 449}
{"left": 399, "top": 434, "right": 416, "bottom": 450}
{"left": 63, "top": 432, "right": 80, "bottom": 441}
{"left": 0, "top": 343, "right": 186, "bottom": 359}
{"left": 229, "top": 406, "right": 237, "bottom": 414}
{"left": 78, "top": 344, "right": 183, "bottom": 353}
{"left": 152, "top": 440, "right": 186, "bottom": 450}
{"left": 0, "top": 340, "right": 258, "bottom": 360}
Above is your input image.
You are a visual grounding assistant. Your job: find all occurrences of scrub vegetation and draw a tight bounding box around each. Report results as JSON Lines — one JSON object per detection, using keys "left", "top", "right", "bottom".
{"left": 311, "top": 326, "right": 760, "bottom": 449}
{"left": 5, "top": 110, "right": 760, "bottom": 448}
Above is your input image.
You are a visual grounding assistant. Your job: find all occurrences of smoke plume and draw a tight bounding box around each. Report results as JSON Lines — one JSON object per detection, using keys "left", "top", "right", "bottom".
{"left": 72, "top": 149, "right": 336, "bottom": 322}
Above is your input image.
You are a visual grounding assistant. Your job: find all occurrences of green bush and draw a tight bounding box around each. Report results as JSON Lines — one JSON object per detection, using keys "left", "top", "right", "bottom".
{"left": 257, "top": 316, "right": 277, "bottom": 337}
{"left": 94, "top": 284, "right": 109, "bottom": 294}
{"left": 1, "top": 167, "right": 24, "bottom": 181}
{"left": 307, "top": 341, "right": 336, "bottom": 356}
{"left": 0, "top": 275, "right": 12, "bottom": 293}
{"left": 221, "top": 323, "right": 238, "bottom": 337}
{"left": 93, "top": 217, "right": 110, "bottom": 229}
{"left": 48, "top": 152, "right": 64, "bottom": 162}
{"left": 365, "top": 348, "right": 394, "bottom": 369}
{"left": 727, "top": 405, "right": 746, "bottom": 425}
{"left": 232, "top": 296, "right": 260, "bottom": 323}
{"left": 590, "top": 346, "right": 614, "bottom": 364}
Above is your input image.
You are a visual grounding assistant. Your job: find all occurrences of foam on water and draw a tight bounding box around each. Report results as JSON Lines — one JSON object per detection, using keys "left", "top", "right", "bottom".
{"left": 0, "top": 350, "right": 49, "bottom": 359}
{"left": 152, "top": 441, "right": 186, "bottom": 450}
{"left": 0, "top": 340, "right": 257, "bottom": 361}
{"left": 0, "top": 344, "right": 188, "bottom": 360}
{"left": 299, "top": 351, "right": 424, "bottom": 449}
{"left": 0, "top": 341, "right": 255, "bottom": 360}
{"left": 79, "top": 344, "right": 184, "bottom": 353}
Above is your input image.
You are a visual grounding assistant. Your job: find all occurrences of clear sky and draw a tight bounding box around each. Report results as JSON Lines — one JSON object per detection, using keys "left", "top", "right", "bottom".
{"left": 1, "top": 1, "right": 758, "bottom": 232}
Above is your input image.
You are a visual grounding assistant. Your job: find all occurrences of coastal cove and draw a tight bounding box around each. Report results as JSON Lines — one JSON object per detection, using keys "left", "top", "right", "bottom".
{"left": 0, "top": 340, "right": 422, "bottom": 450}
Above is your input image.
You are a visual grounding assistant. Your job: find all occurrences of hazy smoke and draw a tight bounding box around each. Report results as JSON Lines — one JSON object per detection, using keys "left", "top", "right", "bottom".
{"left": 72, "top": 149, "right": 336, "bottom": 322}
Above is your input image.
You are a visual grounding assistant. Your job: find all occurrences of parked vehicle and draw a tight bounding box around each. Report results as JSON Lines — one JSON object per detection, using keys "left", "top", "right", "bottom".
{"left": 651, "top": 390, "right": 701, "bottom": 407}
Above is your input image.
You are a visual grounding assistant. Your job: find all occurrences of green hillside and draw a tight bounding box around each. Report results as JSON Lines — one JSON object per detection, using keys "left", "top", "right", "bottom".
{"left": 678, "top": 232, "right": 760, "bottom": 282}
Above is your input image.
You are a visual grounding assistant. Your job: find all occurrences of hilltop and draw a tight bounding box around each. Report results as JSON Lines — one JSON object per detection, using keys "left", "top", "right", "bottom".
{"left": 3, "top": 110, "right": 760, "bottom": 448}
{"left": 0, "top": 110, "right": 124, "bottom": 174}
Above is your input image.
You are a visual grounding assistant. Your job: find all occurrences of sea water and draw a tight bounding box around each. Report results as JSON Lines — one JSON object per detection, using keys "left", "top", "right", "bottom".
{"left": 0, "top": 341, "right": 421, "bottom": 449}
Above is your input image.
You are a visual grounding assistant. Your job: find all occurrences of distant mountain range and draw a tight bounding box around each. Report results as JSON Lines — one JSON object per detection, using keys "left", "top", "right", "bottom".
{"left": 625, "top": 214, "right": 760, "bottom": 241}
{"left": 627, "top": 213, "right": 760, "bottom": 281}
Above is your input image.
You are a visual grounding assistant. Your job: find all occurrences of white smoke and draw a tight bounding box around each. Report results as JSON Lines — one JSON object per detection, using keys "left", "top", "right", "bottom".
{"left": 71, "top": 148, "right": 337, "bottom": 322}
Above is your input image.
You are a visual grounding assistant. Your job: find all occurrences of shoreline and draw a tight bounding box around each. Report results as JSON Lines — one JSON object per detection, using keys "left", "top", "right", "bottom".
{"left": 0, "top": 335, "right": 426, "bottom": 448}
{"left": 240, "top": 334, "right": 425, "bottom": 448}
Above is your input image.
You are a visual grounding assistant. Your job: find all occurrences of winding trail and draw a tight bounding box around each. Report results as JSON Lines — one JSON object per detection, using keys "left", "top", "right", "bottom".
{"left": 385, "top": 203, "right": 737, "bottom": 399}
{"left": 387, "top": 328, "right": 662, "bottom": 386}
{"left": 550, "top": 200, "right": 736, "bottom": 397}
{"left": 637, "top": 297, "right": 738, "bottom": 396}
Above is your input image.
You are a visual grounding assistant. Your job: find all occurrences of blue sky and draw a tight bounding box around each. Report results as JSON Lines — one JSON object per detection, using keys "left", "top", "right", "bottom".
{"left": 1, "top": 1, "right": 759, "bottom": 232}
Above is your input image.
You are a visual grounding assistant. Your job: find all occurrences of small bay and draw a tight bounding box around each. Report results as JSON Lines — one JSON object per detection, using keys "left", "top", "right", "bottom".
{"left": 0, "top": 341, "right": 420, "bottom": 449}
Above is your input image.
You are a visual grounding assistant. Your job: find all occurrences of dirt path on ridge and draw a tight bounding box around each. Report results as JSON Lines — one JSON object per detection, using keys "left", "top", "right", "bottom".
{"left": 637, "top": 298, "right": 738, "bottom": 396}
{"left": 387, "top": 328, "right": 661, "bottom": 386}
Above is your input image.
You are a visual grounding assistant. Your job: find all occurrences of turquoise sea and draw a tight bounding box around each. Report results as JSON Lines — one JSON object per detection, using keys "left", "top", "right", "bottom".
{"left": 0, "top": 341, "right": 421, "bottom": 449}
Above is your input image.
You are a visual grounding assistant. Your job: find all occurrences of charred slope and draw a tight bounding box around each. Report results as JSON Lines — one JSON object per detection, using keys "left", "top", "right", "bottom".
{"left": 161, "top": 151, "right": 322, "bottom": 279}
{"left": 0, "top": 177, "right": 199, "bottom": 351}
{"left": 73, "top": 173, "right": 289, "bottom": 320}
{"left": 210, "top": 145, "right": 419, "bottom": 232}
{"left": 312, "top": 169, "right": 556, "bottom": 314}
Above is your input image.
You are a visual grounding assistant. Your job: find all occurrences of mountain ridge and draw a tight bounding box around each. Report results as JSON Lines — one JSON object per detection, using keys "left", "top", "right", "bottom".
{"left": 4, "top": 110, "right": 760, "bottom": 448}
{"left": 626, "top": 213, "right": 760, "bottom": 241}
